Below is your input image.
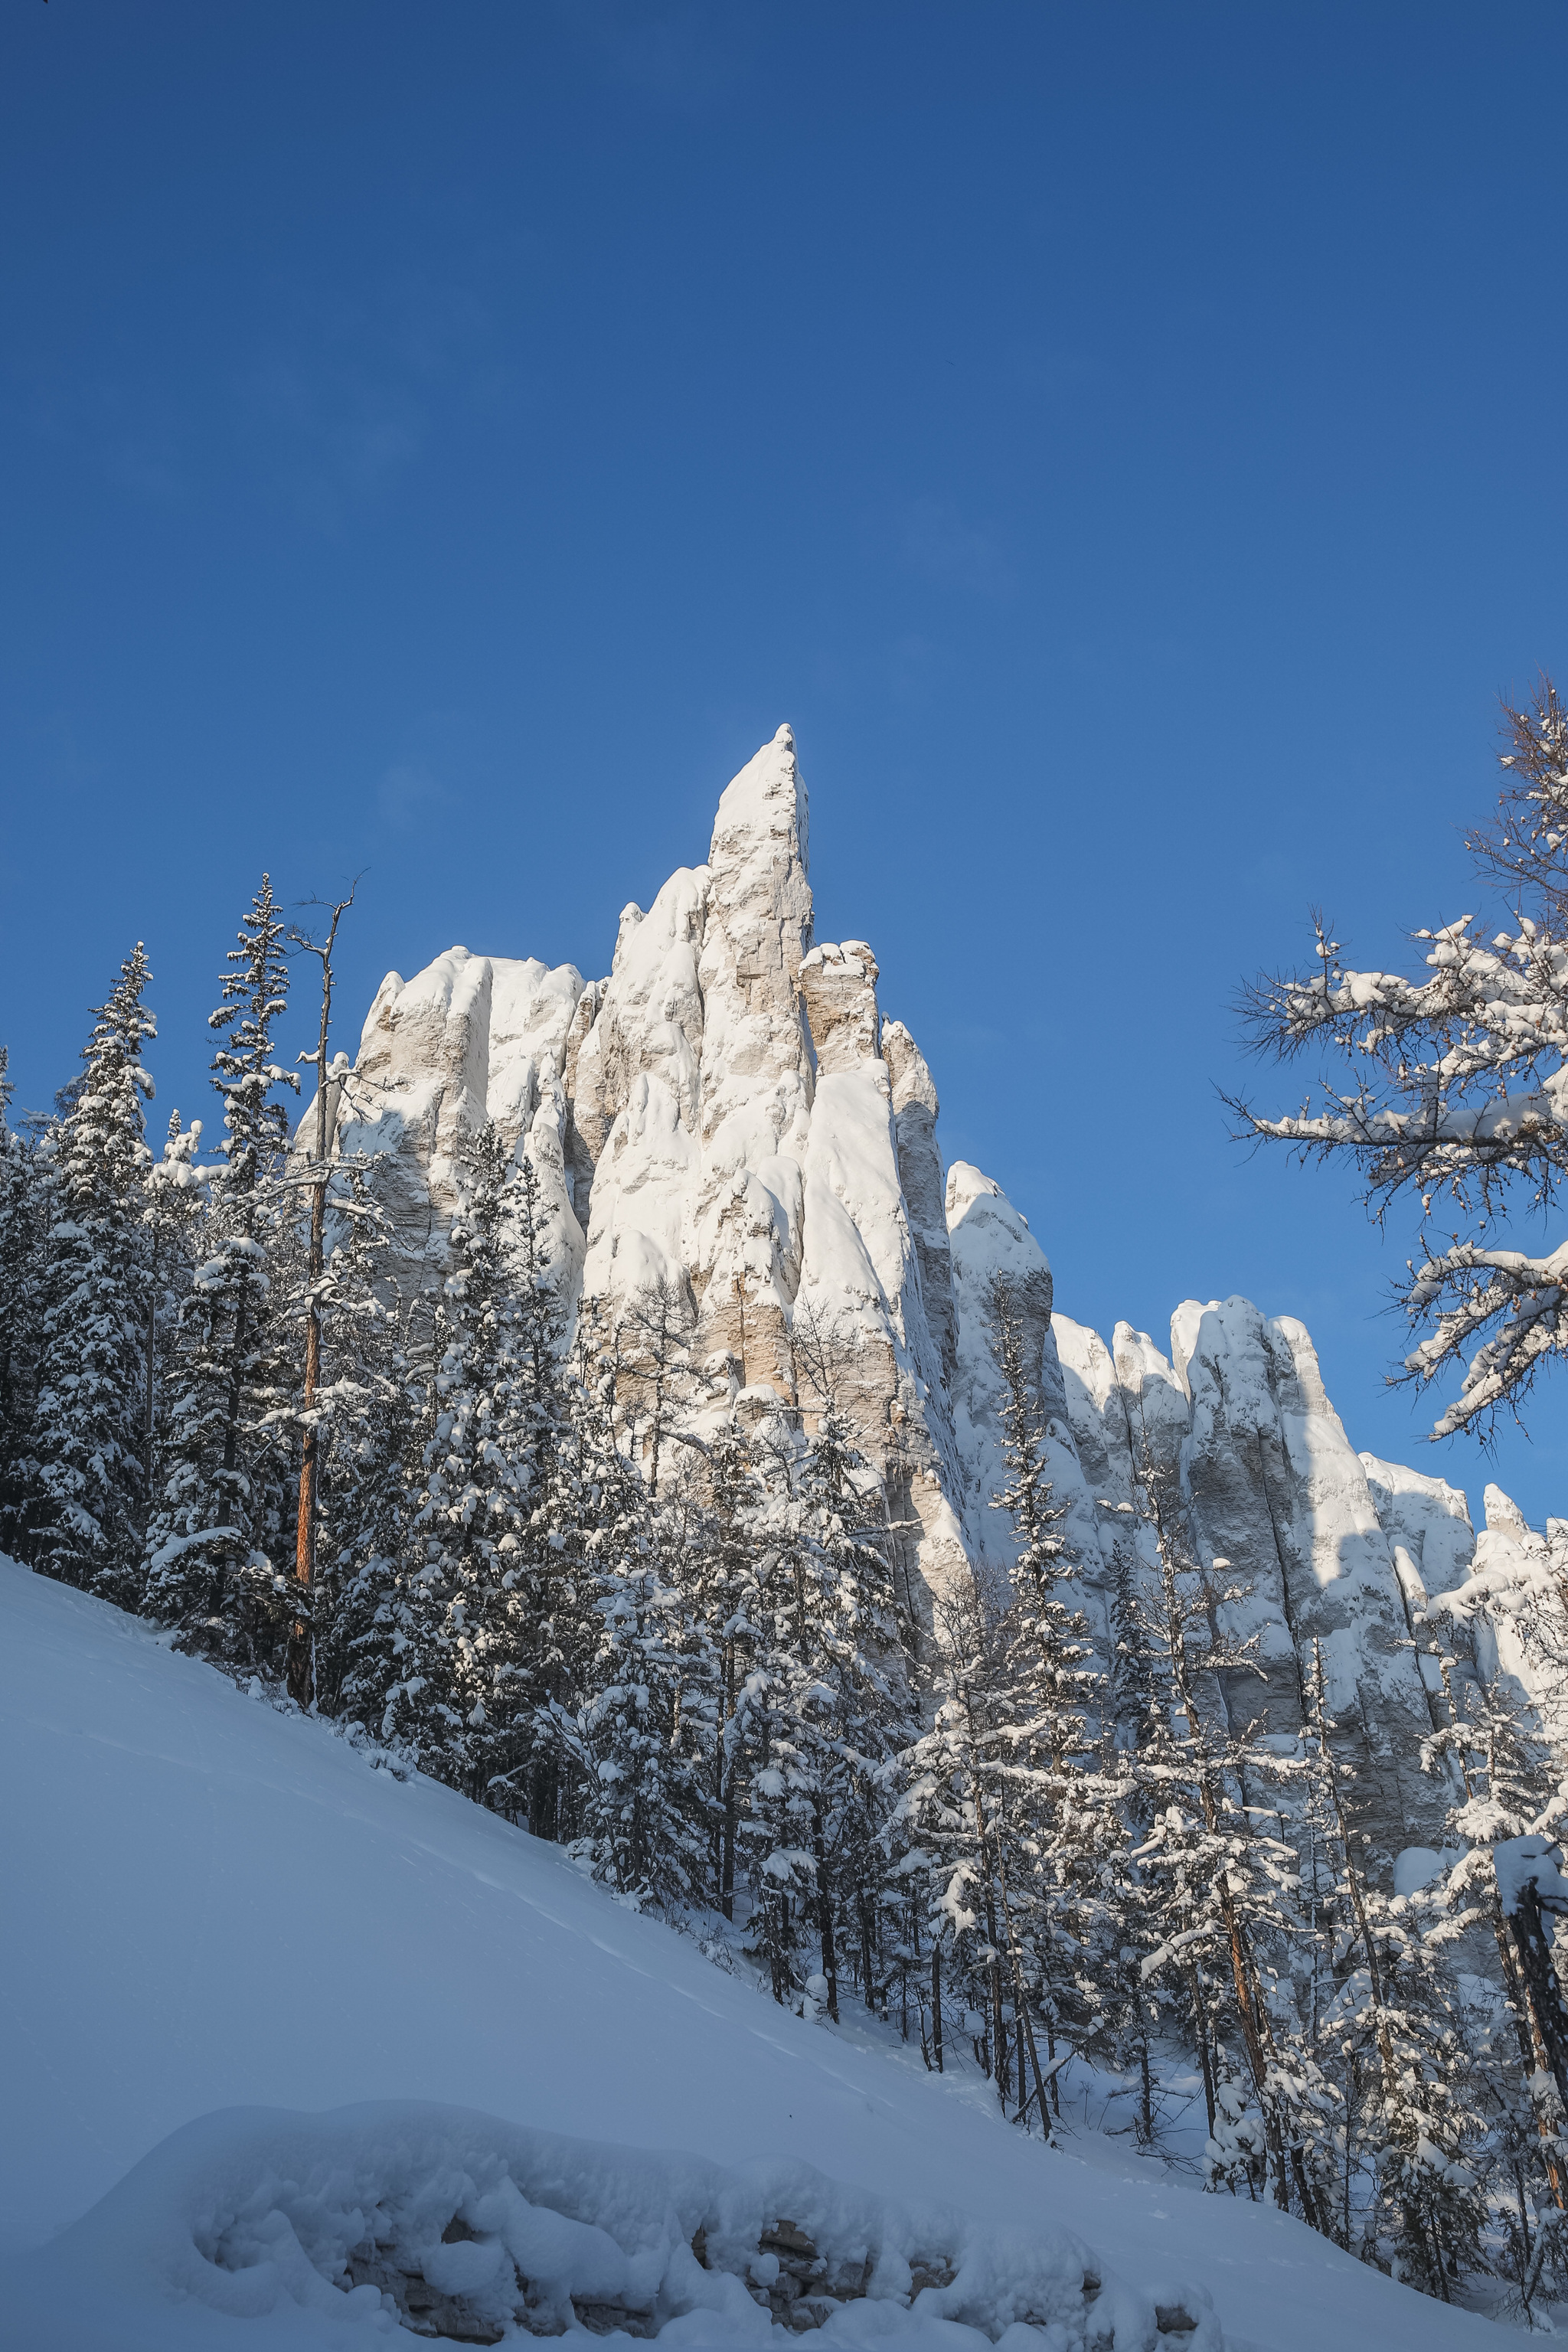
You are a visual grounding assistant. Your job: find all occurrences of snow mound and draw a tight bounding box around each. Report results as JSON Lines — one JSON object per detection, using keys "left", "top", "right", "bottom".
{"left": 1, "top": 2099, "right": 1204, "bottom": 2350}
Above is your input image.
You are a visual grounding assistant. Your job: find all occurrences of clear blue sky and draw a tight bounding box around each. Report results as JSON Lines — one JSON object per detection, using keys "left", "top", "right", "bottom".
{"left": 5, "top": 2, "right": 1568, "bottom": 1523}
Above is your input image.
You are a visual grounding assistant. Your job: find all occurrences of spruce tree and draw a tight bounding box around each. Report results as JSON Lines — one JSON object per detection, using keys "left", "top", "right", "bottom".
{"left": 143, "top": 881, "right": 299, "bottom": 1667}
{"left": 34, "top": 947, "right": 156, "bottom": 1592}
{"left": 899, "top": 1584, "right": 1062, "bottom": 2130}
{"left": 570, "top": 1361, "right": 710, "bottom": 1909}
{"left": 1420, "top": 1654, "right": 1568, "bottom": 2295}
{"left": 622, "top": 1272, "right": 697, "bottom": 1498}
{"left": 899, "top": 1598, "right": 1008, "bottom": 2086}
{"left": 730, "top": 1423, "right": 818, "bottom": 2004}
{"left": 306, "top": 1169, "right": 408, "bottom": 1725}
{"left": 684, "top": 1413, "right": 766, "bottom": 1920}
{"left": 720, "top": 1358, "right": 916, "bottom": 2020}
{"left": 125, "top": 1112, "right": 205, "bottom": 1608}
{"left": 1125, "top": 1429, "right": 1325, "bottom": 2220}
{"left": 1301, "top": 1642, "right": 1488, "bottom": 2292}
{"left": 0, "top": 1050, "right": 52, "bottom": 1560}
{"left": 382, "top": 1122, "right": 531, "bottom": 1792}
{"left": 985, "top": 1274, "right": 1122, "bottom": 2115}
{"left": 792, "top": 1386, "right": 918, "bottom": 2020}
{"left": 317, "top": 1312, "right": 420, "bottom": 1736}
{"left": 491, "top": 1147, "right": 576, "bottom": 1832}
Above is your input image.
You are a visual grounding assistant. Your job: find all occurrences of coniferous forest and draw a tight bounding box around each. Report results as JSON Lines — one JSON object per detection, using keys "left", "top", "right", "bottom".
{"left": 11, "top": 876, "right": 1568, "bottom": 2321}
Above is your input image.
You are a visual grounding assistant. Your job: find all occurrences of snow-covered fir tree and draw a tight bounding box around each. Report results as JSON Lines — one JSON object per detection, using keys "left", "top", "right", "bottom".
{"left": 1419, "top": 1652, "right": 1568, "bottom": 2301}
{"left": 1299, "top": 1638, "right": 1489, "bottom": 2293}
{"left": 727, "top": 1419, "right": 822, "bottom": 2008}
{"left": 302, "top": 1153, "right": 407, "bottom": 1725}
{"left": 134, "top": 1112, "right": 205, "bottom": 1592}
{"left": 897, "top": 1586, "right": 1059, "bottom": 2130}
{"left": 315, "top": 1297, "right": 419, "bottom": 1735}
{"left": 0, "top": 1049, "right": 53, "bottom": 1561}
{"left": 568, "top": 1348, "right": 711, "bottom": 1911}
{"left": 381, "top": 1121, "right": 535, "bottom": 1795}
{"left": 790, "top": 1371, "right": 919, "bottom": 2019}
{"left": 142, "top": 881, "right": 299, "bottom": 1664}
{"left": 1123, "top": 1428, "right": 1329, "bottom": 2222}
{"left": 621, "top": 1271, "right": 697, "bottom": 1499}
{"left": 723, "top": 1339, "right": 916, "bottom": 2021}
{"left": 490, "top": 1146, "right": 577, "bottom": 1834}
{"left": 33, "top": 946, "right": 156, "bottom": 1594}
{"left": 683, "top": 1410, "right": 766, "bottom": 1922}
{"left": 982, "top": 1273, "right": 1124, "bottom": 2115}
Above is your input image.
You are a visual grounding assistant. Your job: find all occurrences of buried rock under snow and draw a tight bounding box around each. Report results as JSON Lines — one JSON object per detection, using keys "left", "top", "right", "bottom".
{"left": 0, "top": 2101, "right": 1218, "bottom": 2349}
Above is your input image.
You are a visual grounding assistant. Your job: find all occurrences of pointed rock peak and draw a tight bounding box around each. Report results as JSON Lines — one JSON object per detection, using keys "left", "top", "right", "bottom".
{"left": 944, "top": 1160, "right": 1051, "bottom": 1280}
{"left": 946, "top": 1161, "right": 1004, "bottom": 1223}
{"left": 612, "top": 903, "right": 646, "bottom": 975}
{"left": 1111, "top": 1320, "right": 1177, "bottom": 1380}
{"left": 710, "top": 725, "right": 809, "bottom": 884}
{"left": 1169, "top": 1295, "right": 1269, "bottom": 1384}
{"left": 1485, "top": 1482, "right": 1534, "bottom": 1539}
{"left": 774, "top": 722, "right": 795, "bottom": 747}
{"left": 882, "top": 1019, "right": 939, "bottom": 1118}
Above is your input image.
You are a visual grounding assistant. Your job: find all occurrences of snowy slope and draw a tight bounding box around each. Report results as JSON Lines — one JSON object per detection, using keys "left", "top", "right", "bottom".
{"left": 0, "top": 1562, "right": 1502, "bottom": 2349}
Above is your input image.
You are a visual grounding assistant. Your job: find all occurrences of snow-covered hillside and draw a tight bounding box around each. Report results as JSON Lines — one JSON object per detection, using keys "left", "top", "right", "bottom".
{"left": 0, "top": 1560, "right": 1504, "bottom": 2350}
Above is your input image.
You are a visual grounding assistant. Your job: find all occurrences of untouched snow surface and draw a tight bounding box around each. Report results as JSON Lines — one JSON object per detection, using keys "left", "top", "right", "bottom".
{"left": 0, "top": 1563, "right": 1502, "bottom": 2349}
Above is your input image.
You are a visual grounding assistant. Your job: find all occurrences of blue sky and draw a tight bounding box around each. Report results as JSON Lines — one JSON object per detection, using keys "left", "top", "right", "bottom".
{"left": 5, "top": 1, "right": 1568, "bottom": 1521}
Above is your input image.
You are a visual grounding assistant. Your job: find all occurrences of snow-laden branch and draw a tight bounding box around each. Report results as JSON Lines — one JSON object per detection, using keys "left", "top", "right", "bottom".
{"left": 1230, "top": 680, "right": 1568, "bottom": 1439}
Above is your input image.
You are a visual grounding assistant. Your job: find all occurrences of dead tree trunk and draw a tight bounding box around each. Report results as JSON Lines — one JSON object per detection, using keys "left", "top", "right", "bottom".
{"left": 1501, "top": 1861, "right": 1568, "bottom": 2112}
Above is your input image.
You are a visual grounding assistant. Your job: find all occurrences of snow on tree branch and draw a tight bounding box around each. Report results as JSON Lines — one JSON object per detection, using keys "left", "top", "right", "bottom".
{"left": 1230, "top": 677, "right": 1568, "bottom": 1440}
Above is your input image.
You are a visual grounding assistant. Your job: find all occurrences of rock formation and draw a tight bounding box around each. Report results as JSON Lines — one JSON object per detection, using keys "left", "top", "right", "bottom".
{"left": 325, "top": 724, "right": 1565, "bottom": 1867}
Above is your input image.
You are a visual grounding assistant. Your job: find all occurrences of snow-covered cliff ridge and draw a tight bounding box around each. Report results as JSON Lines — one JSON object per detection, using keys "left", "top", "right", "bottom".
{"left": 335, "top": 726, "right": 1553, "bottom": 1862}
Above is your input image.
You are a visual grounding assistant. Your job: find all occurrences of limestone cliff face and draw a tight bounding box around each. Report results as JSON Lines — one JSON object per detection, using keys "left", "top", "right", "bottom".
{"left": 328, "top": 724, "right": 1563, "bottom": 1863}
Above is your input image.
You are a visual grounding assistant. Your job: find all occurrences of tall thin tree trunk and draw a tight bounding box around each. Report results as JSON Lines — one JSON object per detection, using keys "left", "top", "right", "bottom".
{"left": 145, "top": 1223, "right": 158, "bottom": 1499}
{"left": 860, "top": 1894, "right": 875, "bottom": 2014}
{"left": 211, "top": 1288, "right": 249, "bottom": 1622}
{"left": 988, "top": 1814, "right": 1054, "bottom": 2136}
{"left": 719, "top": 1644, "right": 737, "bottom": 1919}
{"left": 812, "top": 1805, "right": 840, "bottom": 2021}
{"left": 931, "top": 1941, "right": 944, "bottom": 2073}
{"left": 288, "top": 887, "right": 354, "bottom": 1710}
{"left": 1188, "top": 1960, "right": 1218, "bottom": 2138}
{"left": 1508, "top": 1880, "right": 1568, "bottom": 2113}
{"left": 1218, "top": 1876, "right": 1290, "bottom": 2210}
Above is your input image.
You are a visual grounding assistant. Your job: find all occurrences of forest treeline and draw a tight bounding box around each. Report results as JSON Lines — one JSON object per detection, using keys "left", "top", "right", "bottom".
{"left": 8, "top": 878, "right": 1568, "bottom": 2319}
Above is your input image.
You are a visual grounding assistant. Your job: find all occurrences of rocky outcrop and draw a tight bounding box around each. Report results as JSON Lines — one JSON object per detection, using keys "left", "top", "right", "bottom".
{"left": 799, "top": 941, "right": 880, "bottom": 1076}
{"left": 332, "top": 947, "right": 586, "bottom": 1295}
{"left": 328, "top": 723, "right": 1567, "bottom": 1855}
{"left": 883, "top": 1022, "right": 956, "bottom": 1390}
{"left": 331, "top": 725, "right": 969, "bottom": 1628}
